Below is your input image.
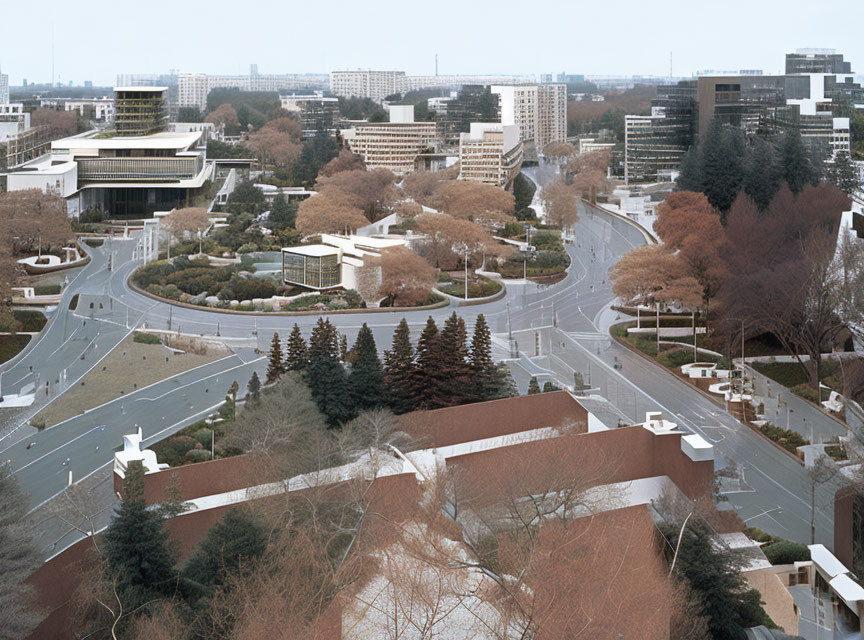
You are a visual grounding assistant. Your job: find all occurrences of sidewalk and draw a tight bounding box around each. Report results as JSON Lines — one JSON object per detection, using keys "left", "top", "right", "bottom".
{"left": 745, "top": 364, "right": 847, "bottom": 444}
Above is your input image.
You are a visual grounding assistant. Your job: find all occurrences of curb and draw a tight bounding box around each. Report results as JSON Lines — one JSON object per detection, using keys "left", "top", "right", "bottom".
{"left": 609, "top": 325, "right": 805, "bottom": 465}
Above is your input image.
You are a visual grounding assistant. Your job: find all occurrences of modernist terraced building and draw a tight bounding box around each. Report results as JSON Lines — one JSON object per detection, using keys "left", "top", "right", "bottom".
{"left": 3, "top": 86, "right": 211, "bottom": 217}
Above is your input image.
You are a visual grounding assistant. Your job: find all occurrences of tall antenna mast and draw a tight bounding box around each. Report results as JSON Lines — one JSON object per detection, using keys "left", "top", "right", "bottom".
{"left": 435, "top": 54, "right": 438, "bottom": 77}
{"left": 51, "top": 23, "right": 55, "bottom": 88}
{"left": 669, "top": 51, "right": 672, "bottom": 79}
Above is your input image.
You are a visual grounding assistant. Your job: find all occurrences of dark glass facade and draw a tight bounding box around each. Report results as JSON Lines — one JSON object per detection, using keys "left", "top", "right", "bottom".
{"left": 282, "top": 251, "right": 341, "bottom": 289}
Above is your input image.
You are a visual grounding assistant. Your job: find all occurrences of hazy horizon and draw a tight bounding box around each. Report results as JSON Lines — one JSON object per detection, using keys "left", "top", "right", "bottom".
{"left": 1, "top": 0, "right": 863, "bottom": 86}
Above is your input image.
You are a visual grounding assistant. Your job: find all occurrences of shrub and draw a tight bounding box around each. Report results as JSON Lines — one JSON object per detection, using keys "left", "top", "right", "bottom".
{"left": 34, "top": 284, "right": 61, "bottom": 295}
{"left": 751, "top": 362, "right": 809, "bottom": 389}
{"left": 69, "top": 294, "right": 79, "bottom": 310}
{"left": 532, "top": 230, "right": 563, "bottom": 251}
{"left": 758, "top": 423, "right": 808, "bottom": 453}
{"left": 185, "top": 449, "right": 213, "bottom": 463}
{"left": 192, "top": 428, "right": 214, "bottom": 449}
{"left": 83, "top": 238, "right": 104, "bottom": 247}
{"left": 79, "top": 208, "right": 103, "bottom": 224}
{"left": 133, "top": 331, "right": 162, "bottom": 345}
{"left": 151, "top": 435, "right": 201, "bottom": 467}
{"left": 0, "top": 335, "right": 30, "bottom": 364}
{"left": 133, "top": 260, "right": 177, "bottom": 288}
{"left": 217, "top": 274, "right": 276, "bottom": 302}
{"left": 763, "top": 540, "right": 810, "bottom": 565}
{"left": 237, "top": 243, "right": 259, "bottom": 254}
{"left": 825, "top": 444, "right": 847, "bottom": 461}
{"left": 658, "top": 348, "right": 697, "bottom": 369}
{"left": 14, "top": 310, "right": 46, "bottom": 332}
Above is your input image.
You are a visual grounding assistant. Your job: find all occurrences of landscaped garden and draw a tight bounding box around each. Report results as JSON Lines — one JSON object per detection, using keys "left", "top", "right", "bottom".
{"left": 436, "top": 272, "right": 502, "bottom": 299}
{"left": 491, "top": 229, "right": 571, "bottom": 279}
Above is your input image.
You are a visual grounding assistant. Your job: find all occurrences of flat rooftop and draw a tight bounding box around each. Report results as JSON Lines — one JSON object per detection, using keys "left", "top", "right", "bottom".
{"left": 52, "top": 131, "right": 202, "bottom": 151}
{"left": 282, "top": 245, "right": 339, "bottom": 257}
{"left": 113, "top": 86, "right": 168, "bottom": 92}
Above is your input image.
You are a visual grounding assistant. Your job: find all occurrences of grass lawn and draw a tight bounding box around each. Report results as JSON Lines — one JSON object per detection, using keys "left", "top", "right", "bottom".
{"left": 610, "top": 322, "right": 729, "bottom": 371}
{"left": 438, "top": 277, "right": 502, "bottom": 299}
{"left": 0, "top": 335, "right": 31, "bottom": 364}
{"left": 750, "top": 360, "right": 843, "bottom": 403}
{"left": 33, "top": 334, "right": 230, "bottom": 428}
{"left": 13, "top": 310, "right": 46, "bottom": 332}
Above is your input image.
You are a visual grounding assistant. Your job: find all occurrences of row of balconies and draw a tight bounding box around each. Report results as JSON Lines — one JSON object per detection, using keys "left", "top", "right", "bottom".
{"left": 77, "top": 156, "right": 202, "bottom": 183}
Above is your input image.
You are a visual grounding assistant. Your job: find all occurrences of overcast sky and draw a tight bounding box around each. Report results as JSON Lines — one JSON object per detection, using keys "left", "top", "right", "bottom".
{"left": 2, "top": 0, "right": 863, "bottom": 86}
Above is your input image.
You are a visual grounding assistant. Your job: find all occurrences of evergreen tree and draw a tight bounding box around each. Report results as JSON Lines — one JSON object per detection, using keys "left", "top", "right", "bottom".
{"left": 827, "top": 150, "right": 861, "bottom": 194}
{"left": 675, "top": 145, "right": 704, "bottom": 193}
{"left": 349, "top": 324, "right": 387, "bottom": 411}
{"left": 527, "top": 377, "right": 541, "bottom": 395}
{"left": 182, "top": 507, "right": 267, "bottom": 597}
{"left": 102, "top": 461, "right": 177, "bottom": 612}
{"left": 268, "top": 193, "right": 297, "bottom": 231}
{"left": 780, "top": 127, "right": 816, "bottom": 194}
{"left": 429, "top": 312, "right": 473, "bottom": 408}
{"left": 246, "top": 371, "right": 261, "bottom": 403}
{"left": 701, "top": 118, "right": 746, "bottom": 215}
{"left": 543, "top": 381, "right": 560, "bottom": 392}
{"left": 339, "top": 333, "right": 349, "bottom": 361}
{"left": 266, "top": 332, "right": 284, "bottom": 384}
{"left": 743, "top": 137, "right": 781, "bottom": 211}
{"left": 411, "top": 317, "right": 440, "bottom": 409}
{"left": 384, "top": 318, "right": 417, "bottom": 414}
{"left": 284, "top": 323, "right": 309, "bottom": 371}
{"left": 469, "top": 314, "right": 510, "bottom": 401}
{"left": 307, "top": 318, "right": 354, "bottom": 426}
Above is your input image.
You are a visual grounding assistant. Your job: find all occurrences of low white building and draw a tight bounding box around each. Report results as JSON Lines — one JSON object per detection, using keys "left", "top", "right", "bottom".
{"left": 282, "top": 234, "right": 405, "bottom": 291}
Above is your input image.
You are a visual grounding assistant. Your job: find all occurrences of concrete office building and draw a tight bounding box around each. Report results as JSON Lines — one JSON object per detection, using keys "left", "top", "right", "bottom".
{"left": 492, "top": 84, "right": 567, "bottom": 153}
{"left": 4, "top": 87, "right": 211, "bottom": 216}
{"left": 330, "top": 70, "right": 407, "bottom": 102}
{"left": 342, "top": 105, "right": 437, "bottom": 176}
{"left": 279, "top": 91, "right": 340, "bottom": 135}
{"left": 0, "top": 104, "right": 51, "bottom": 170}
{"left": 458, "top": 122, "right": 523, "bottom": 188}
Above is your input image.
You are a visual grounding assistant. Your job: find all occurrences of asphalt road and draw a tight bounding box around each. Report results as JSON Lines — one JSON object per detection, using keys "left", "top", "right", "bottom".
{"left": 0, "top": 180, "right": 846, "bottom": 545}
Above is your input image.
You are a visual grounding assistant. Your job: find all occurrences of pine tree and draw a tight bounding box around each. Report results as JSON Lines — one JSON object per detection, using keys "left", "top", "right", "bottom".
{"left": 182, "top": 507, "right": 267, "bottom": 594}
{"left": 284, "top": 324, "right": 308, "bottom": 371}
{"left": 349, "top": 323, "right": 387, "bottom": 411}
{"left": 430, "top": 312, "right": 473, "bottom": 408}
{"left": 266, "top": 332, "right": 284, "bottom": 384}
{"left": 307, "top": 318, "right": 354, "bottom": 426}
{"left": 543, "top": 381, "right": 560, "bottom": 392}
{"left": 268, "top": 193, "right": 297, "bottom": 231}
{"left": 339, "top": 333, "right": 349, "bottom": 361}
{"left": 103, "top": 461, "right": 177, "bottom": 612}
{"left": 469, "top": 314, "right": 507, "bottom": 401}
{"left": 780, "top": 127, "right": 816, "bottom": 194}
{"left": 385, "top": 318, "right": 417, "bottom": 414}
{"left": 246, "top": 371, "right": 261, "bottom": 403}
{"left": 827, "top": 150, "right": 861, "bottom": 194}
{"left": 675, "top": 145, "right": 704, "bottom": 193}
{"left": 701, "top": 118, "right": 745, "bottom": 215}
{"left": 411, "top": 316, "right": 440, "bottom": 410}
{"left": 743, "top": 137, "right": 781, "bottom": 211}
{"left": 527, "top": 376, "right": 541, "bottom": 395}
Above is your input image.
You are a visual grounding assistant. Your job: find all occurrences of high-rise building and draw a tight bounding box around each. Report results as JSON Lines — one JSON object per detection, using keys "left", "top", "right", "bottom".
{"left": 0, "top": 66, "right": 9, "bottom": 105}
{"left": 178, "top": 72, "right": 329, "bottom": 112}
{"left": 492, "top": 84, "right": 567, "bottom": 152}
{"left": 329, "top": 70, "right": 407, "bottom": 102}
{"left": 458, "top": 122, "right": 523, "bottom": 188}
{"left": 342, "top": 105, "right": 438, "bottom": 176}
{"left": 435, "top": 85, "right": 499, "bottom": 146}
{"left": 279, "top": 92, "right": 340, "bottom": 136}
{"left": 786, "top": 48, "right": 852, "bottom": 75}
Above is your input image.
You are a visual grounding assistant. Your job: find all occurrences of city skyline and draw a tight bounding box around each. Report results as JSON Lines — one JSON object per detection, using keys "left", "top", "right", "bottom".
{"left": 1, "top": 0, "right": 863, "bottom": 86}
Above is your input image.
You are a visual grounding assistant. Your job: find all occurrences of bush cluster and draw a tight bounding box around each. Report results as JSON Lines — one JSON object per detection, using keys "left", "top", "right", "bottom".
{"left": 758, "top": 423, "right": 808, "bottom": 453}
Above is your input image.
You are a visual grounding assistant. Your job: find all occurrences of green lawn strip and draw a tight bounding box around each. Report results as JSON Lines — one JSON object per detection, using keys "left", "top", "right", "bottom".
{"left": 13, "top": 310, "right": 46, "bottom": 332}
{"left": 438, "top": 277, "right": 502, "bottom": 299}
{"left": 750, "top": 361, "right": 841, "bottom": 403}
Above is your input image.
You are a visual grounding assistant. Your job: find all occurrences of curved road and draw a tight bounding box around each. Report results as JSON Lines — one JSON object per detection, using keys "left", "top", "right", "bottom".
{"left": 0, "top": 178, "right": 842, "bottom": 546}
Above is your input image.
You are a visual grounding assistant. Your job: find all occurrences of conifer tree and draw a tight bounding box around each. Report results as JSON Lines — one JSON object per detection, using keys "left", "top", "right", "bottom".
{"left": 743, "top": 137, "right": 781, "bottom": 211}
{"left": 543, "top": 381, "right": 560, "bottom": 393}
{"left": 284, "top": 324, "right": 308, "bottom": 371}
{"left": 339, "top": 333, "right": 349, "bottom": 361}
{"left": 307, "top": 318, "right": 354, "bottom": 426}
{"left": 349, "top": 323, "right": 387, "bottom": 411}
{"left": 411, "top": 316, "right": 440, "bottom": 409}
{"left": 266, "top": 332, "right": 284, "bottom": 384}
{"left": 384, "top": 318, "right": 417, "bottom": 414}
{"left": 701, "top": 118, "right": 745, "bottom": 216}
{"left": 675, "top": 145, "right": 703, "bottom": 193}
{"left": 246, "top": 371, "right": 261, "bottom": 403}
{"left": 527, "top": 376, "right": 541, "bottom": 395}
{"left": 780, "top": 127, "right": 816, "bottom": 194}
{"left": 102, "top": 461, "right": 177, "bottom": 613}
{"left": 826, "top": 150, "right": 861, "bottom": 194}
{"left": 470, "top": 314, "right": 504, "bottom": 401}
{"left": 431, "top": 312, "right": 473, "bottom": 408}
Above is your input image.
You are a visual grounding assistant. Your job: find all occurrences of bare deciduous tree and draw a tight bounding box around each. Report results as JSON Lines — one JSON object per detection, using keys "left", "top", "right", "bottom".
{"left": 316, "top": 169, "right": 399, "bottom": 222}
{"left": 295, "top": 188, "right": 369, "bottom": 236}
{"left": 162, "top": 207, "right": 211, "bottom": 253}
{"left": 428, "top": 181, "right": 515, "bottom": 228}
{"left": 540, "top": 182, "right": 580, "bottom": 229}
{"left": 374, "top": 246, "right": 437, "bottom": 307}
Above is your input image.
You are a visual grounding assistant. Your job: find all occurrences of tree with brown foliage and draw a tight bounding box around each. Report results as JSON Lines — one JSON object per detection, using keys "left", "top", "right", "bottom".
{"left": 318, "top": 148, "right": 366, "bottom": 177}
{"left": 247, "top": 128, "right": 301, "bottom": 168}
{"left": 31, "top": 107, "right": 78, "bottom": 139}
{"left": 375, "top": 246, "right": 436, "bottom": 306}
{"left": 429, "top": 180, "right": 515, "bottom": 228}
{"left": 540, "top": 182, "right": 580, "bottom": 229}
{"left": 295, "top": 188, "right": 369, "bottom": 236}
{"left": 567, "top": 149, "right": 611, "bottom": 201}
{"left": 0, "top": 189, "right": 71, "bottom": 255}
{"left": 401, "top": 167, "right": 458, "bottom": 206}
{"left": 315, "top": 168, "right": 398, "bottom": 222}
{"left": 162, "top": 207, "right": 210, "bottom": 254}
{"left": 205, "top": 104, "right": 240, "bottom": 132}
{"left": 542, "top": 141, "right": 575, "bottom": 160}
{"left": 415, "top": 213, "right": 494, "bottom": 271}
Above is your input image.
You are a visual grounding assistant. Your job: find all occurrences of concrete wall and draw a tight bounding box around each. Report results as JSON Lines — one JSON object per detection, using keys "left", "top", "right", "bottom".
{"left": 743, "top": 568, "right": 799, "bottom": 634}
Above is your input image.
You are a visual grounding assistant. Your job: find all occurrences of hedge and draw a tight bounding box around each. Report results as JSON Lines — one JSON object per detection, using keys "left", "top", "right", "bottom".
{"left": 763, "top": 540, "right": 810, "bottom": 565}
{"left": 0, "top": 335, "right": 30, "bottom": 364}
{"left": 34, "top": 284, "right": 61, "bottom": 295}
{"left": 758, "top": 423, "right": 808, "bottom": 453}
{"left": 14, "top": 310, "right": 46, "bottom": 332}
{"left": 133, "top": 331, "right": 162, "bottom": 345}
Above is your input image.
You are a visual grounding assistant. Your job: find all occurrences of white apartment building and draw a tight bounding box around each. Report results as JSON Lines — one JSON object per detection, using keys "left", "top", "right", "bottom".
{"left": 0, "top": 67, "right": 9, "bottom": 105}
{"left": 0, "top": 104, "right": 50, "bottom": 169}
{"left": 492, "top": 84, "right": 567, "bottom": 152}
{"left": 330, "top": 70, "right": 407, "bottom": 102}
{"left": 39, "top": 97, "right": 115, "bottom": 122}
{"left": 342, "top": 105, "right": 437, "bottom": 176}
{"left": 178, "top": 72, "right": 329, "bottom": 111}
{"left": 404, "top": 74, "right": 534, "bottom": 92}
{"left": 458, "top": 122, "right": 523, "bottom": 188}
